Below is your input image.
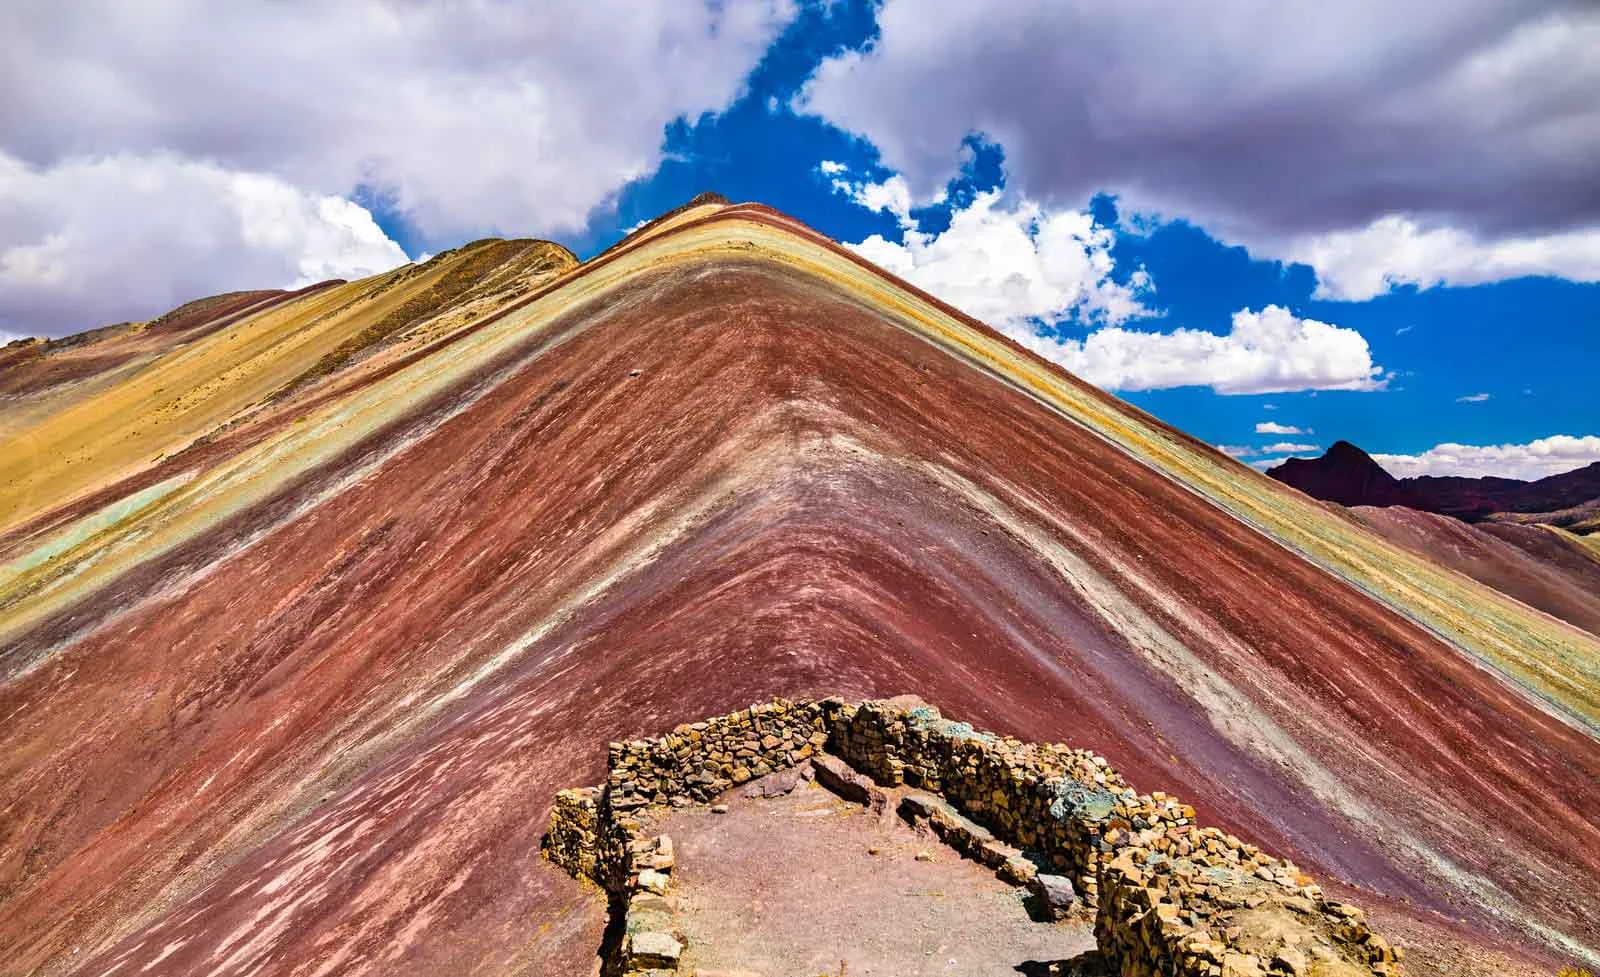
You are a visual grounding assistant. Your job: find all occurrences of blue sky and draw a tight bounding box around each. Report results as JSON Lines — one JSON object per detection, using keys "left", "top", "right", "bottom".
{"left": 4, "top": 0, "right": 1597, "bottom": 478}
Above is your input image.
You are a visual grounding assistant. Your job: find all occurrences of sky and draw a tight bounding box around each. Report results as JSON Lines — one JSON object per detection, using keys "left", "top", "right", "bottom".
{"left": 2, "top": 0, "right": 1597, "bottom": 480}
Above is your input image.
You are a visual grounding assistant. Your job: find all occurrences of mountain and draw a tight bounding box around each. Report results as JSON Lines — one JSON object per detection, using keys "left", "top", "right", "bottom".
{"left": 0, "top": 199, "right": 1595, "bottom": 977}
{"left": 1260, "top": 440, "right": 1406, "bottom": 508}
{"left": 1268, "top": 442, "right": 1600, "bottom": 637}
{"left": 1268, "top": 442, "right": 1600, "bottom": 523}
{"left": 1347, "top": 506, "right": 1600, "bottom": 637}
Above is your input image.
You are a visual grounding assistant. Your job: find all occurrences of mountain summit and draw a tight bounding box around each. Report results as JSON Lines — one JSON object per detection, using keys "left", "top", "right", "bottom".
{"left": 1264, "top": 440, "right": 1404, "bottom": 508}
{"left": 0, "top": 199, "right": 1594, "bottom": 976}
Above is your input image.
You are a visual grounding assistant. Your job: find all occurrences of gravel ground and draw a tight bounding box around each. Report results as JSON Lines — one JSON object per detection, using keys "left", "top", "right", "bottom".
{"left": 657, "top": 775, "right": 1098, "bottom": 977}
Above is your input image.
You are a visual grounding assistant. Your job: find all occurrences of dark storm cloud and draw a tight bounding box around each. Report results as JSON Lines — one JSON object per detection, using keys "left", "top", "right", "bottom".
{"left": 798, "top": 0, "right": 1600, "bottom": 245}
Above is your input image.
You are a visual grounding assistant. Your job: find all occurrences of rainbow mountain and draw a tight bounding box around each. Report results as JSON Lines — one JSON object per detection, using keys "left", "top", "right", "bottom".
{"left": 0, "top": 196, "right": 1595, "bottom": 976}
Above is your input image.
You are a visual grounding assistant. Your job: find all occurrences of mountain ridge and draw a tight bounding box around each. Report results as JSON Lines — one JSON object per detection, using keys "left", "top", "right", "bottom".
{"left": 0, "top": 199, "right": 1594, "bottom": 977}
{"left": 1268, "top": 441, "right": 1600, "bottom": 524}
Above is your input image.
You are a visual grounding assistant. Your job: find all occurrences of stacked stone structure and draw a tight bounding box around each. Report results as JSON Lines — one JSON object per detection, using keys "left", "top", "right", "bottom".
{"left": 605, "top": 700, "right": 830, "bottom": 808}
{"left": 544, "top": 696, "right": 1402, "bottom": 977}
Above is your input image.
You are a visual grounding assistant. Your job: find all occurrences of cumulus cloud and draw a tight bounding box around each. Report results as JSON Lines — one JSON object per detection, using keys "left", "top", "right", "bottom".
{"left": 828, "top": 169, "right": 1387, "bottom": 395}
{"left": 1290, "top": 217, "right": 1600, "bottom": 300}
{"left": 833, "top": 173, "right": 1153, "bottom": 328}
{"left": 1261, "top": 442, "right": 1320, "bottom": 454}
{"left": 1372, "top": 435, "right": 1600, "bottom": 480}
{"left": 1456, "top": 393, "right": 1492, "bottom": 403}
{"left": 1033, "top": 307, "right": 1385, "bottom": 395}
{"left": 1256, "top": 421, "right": 1308, "bottom": 435}
{"left": 1218, "top": 445, "right": 1259, "bottom": 458}
{"left": 798, "top": 2, "right": 1600, "bottom": 295}
{"left": 0, "top": 1, "right": 793, "bottom": 332}
{"left": 0, "top": 152, "right": 408, "bottom": 335}
{"left": 835, "top": 174, "right": 921, "bottom": 229}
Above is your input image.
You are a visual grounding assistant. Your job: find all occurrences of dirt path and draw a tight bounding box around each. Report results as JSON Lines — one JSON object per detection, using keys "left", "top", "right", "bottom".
{"left": 658, "top": 778, "right": 1097, "bottom": 977}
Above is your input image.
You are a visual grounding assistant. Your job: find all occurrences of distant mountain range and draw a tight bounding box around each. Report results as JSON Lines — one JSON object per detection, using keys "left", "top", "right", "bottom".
{"left": 1267, "top": 440, "right": 1600, "bottom": 528}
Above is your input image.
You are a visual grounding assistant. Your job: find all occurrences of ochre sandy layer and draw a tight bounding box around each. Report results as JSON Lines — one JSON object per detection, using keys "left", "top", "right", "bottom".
{"left": 0, "top": 202, "right": 1594, "bottom": 977}
{"left": 1350, "top": 505, "right": 1600, "bottom": 636}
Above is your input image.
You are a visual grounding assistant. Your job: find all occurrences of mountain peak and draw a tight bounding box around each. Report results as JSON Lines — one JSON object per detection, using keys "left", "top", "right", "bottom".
{"left": 1323, "top": 438, "right": 1374, "bottom": 462}
{"left": 1, "top": 200, "right": 1594, "bottom": 976}
{"left": 1266, "top": 440, "right": 1401, "bottom": 506}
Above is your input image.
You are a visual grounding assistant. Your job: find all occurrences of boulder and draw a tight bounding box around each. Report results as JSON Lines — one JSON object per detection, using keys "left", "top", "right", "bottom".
{"left": 813, "top": 754, "right": 878, "bottom": 808}
{"left": 1028, "top": 873, "right": 1078, "bottom": 920}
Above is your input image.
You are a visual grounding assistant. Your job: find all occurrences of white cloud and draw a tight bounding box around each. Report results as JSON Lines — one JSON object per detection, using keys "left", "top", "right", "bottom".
{"left": 818, "top": 160, "right": 849, "bottom": 175}
{"left": 1218, "top": 445, "right": 1258, "bottom": 458}
{"left": 2, "top": 2, "right": 792, "bottom": 240}
{"left": 0, "top": 1, "right": 794, "bottom": 332}
{"left": 835, "top": 176, "right": 1153, "bottom": 328}
{"left": 1249, "top": 457, "right": 1297, "bottom": 471}
{"left": 995, "top": 305, "right": 1386, "bottom": 395}
{"left": 1256, "top": 421, "right": 1309, "bottom": 435}
{"left": 798, "top": 2, "right": 1600, "bottom": 296}
{"left": 833, "top": 173, "right": 921, "bottom": 230}
{"left": 1456, "top": 393, "right": 1492, "bottom": 403}
{"left": 1373, "top": 435, "right": 1600, "bottom": 480}
{"left": 828, "top": 168, "right": 1387, "bottom": 395}
{"left": 0, "top": 152, "right": 409, "bottom": 335}
{"left": 1261, "top": 442, "right": 1320, "bottom": 454}
{"left": 1289, "top": 216, "right": 1600, "bottom": 300}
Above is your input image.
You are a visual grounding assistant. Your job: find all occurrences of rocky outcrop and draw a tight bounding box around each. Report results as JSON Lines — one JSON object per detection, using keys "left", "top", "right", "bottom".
{"left": 546, "top": 697, "right": 1401, "bottom": 977}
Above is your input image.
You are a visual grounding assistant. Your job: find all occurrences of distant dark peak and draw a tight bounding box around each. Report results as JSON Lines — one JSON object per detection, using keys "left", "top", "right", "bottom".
{"left": 1269, "top": 439, "right": 1600, "bottom": 523}
{"left": 1325, "top": 440, "right": 1372, "bottom": 461}
{"left": 1266, "top": 441, "right": 1401, "bottom": 508}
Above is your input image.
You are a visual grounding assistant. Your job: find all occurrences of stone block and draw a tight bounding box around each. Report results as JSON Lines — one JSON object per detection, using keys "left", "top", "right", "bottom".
{"left": 1029, "top": 873, "right": 1078, "bottom": 920}
{"left": 637, "top": 869, "right": 670, "bottom": 895}
{"left": 813, "top": 753, "right": 876, "bottom": 807}
{"left": 623, "top": 930, "right": 682, "bottom": 970}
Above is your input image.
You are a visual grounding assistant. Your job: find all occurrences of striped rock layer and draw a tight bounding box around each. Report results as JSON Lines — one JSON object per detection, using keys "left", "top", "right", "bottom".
{"left": 0, "top": 199, "right": 1595, "bottom": 976}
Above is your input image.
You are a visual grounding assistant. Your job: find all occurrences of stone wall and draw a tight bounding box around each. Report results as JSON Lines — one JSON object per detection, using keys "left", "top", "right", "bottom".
{"left": 1097, "top": 848, "right": 1398, "bottom": 977}
{"left": 543, "top": 786, "right": 603, "bottom": 882}
{"left": 605, "top": 699, "right": 829, "bottom": 810}
{"left": 543, "top": 696, "right": 1401, "bottom": 977}
{"left": 827, "top": 697, "right": 1123, "bottom": 905}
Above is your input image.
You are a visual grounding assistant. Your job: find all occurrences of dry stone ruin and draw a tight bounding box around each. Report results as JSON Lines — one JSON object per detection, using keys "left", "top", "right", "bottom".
{"left": 544, "top": 696, "right": 1402, "bottom": 977}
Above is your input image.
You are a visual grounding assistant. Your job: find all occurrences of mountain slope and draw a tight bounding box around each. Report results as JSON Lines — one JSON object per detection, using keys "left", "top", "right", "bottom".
{"left": 1349, "top": 505, "right": 1600, "bottom": 637}
{"left": 0, "top": 201, "right": 1594, "bottom": 977}
{"left": 0, "top": 238, "right": 575, "bottom": 548}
